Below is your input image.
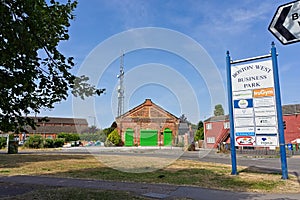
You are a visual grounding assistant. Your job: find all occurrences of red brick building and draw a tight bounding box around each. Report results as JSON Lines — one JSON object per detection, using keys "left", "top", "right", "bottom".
{"left": 116, "top": 99, "right": 180, "bottom": 146}
{"left": 204, "top": 104, "right": 300, "bottom": 148}
{"left": 282, "top": 104, "right": 300, "bottom": 144}
{"left": 17, "top": 117, "right": 88, "bottom": 142}
{"left": 204, "top": 115, "right": 230, "bottom": 149}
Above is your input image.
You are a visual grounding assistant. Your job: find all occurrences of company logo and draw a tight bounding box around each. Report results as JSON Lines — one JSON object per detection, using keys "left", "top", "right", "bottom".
{"left": 234, "top": 99, "right": 253, "bottom": 109}
{"left": 253, "top": 87, "right": 274, "bottom": 98}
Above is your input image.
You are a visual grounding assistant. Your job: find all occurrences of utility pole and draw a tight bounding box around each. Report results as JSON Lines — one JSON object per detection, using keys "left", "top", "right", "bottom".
{"left": 117, "top": 52, "right": 125, "bottom": 117}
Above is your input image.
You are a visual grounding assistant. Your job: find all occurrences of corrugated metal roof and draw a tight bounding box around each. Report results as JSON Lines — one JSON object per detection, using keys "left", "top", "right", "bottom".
{"left": 24, "top": 117, "right": 88, "bottom": 134}
{"left": 282, "top": 104, "right": 300, "bottom": 115}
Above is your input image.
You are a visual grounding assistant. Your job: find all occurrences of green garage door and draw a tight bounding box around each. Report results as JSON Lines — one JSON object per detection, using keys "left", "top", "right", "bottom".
{"left": 163, "top": 128, "right": 172, "bottom": 146}
{"left": 125, "top": 128, "right": 134, "bottom": 146}
{"left": 140, "top": 130, "right": 157, "bottom": 146}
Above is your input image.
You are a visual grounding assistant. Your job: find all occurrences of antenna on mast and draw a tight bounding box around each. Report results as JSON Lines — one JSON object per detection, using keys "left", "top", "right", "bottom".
{"left": 117, "top": 52, "right": 125, "bottom": 117}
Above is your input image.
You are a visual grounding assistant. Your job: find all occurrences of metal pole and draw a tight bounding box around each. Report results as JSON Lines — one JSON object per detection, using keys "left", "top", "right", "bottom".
{"left": 231, "top": 54, "right": 271, "bottom": 64}
{"left": 271, "top": 42, "right": 288, "bottom": 179}
{"left": 226, "top": 51, "right": 238, "bottom": 175}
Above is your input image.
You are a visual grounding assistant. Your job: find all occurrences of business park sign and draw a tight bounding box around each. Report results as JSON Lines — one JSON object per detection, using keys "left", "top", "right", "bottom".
{"left": 231, "top": 60, "right": 279, "bottom": 147}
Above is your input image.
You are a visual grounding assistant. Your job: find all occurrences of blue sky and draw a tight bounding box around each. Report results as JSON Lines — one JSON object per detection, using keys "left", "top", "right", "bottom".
{"left": 40, "top": 0, "right": 300, "bottom": 128}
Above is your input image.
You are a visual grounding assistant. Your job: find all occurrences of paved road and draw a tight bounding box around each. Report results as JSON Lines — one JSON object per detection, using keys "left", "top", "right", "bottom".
{"left": 182, "top": 149, "right": 300, "bottom": 174}
{"left": 1, "top": 175, "right": 300, "bottom": 200}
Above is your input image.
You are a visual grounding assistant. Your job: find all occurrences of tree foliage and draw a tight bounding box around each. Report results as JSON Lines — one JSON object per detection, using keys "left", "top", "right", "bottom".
{"left": 179, "top": 114, "right": 188, "bottom": 123}
{"left": 194, "top": 120, "right": 204, "bottom": 141}
{"left": 197, "top": 121, "right": 203, "bottom": 129}
{"left": 214, "top": 104, "right": 224, "bottom": 116}
{"left": 80, "top": 130, "right": 107, "bottom": 142}
{"left": 106, "top": 129, "right": 122, "bottom": 146}
{"left": 57, "top": 132, "right": 80, "bottom": 142}
{"left": 0, "top": 137, "right": 7, "bottom": 149}
{"left": 0, "top": 0, "right": 105, "bottom": 133}
{"left": 24, "top": 134, "right": 44, "bottom": 148}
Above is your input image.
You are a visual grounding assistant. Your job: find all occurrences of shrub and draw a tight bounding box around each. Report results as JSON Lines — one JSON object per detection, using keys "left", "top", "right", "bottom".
{"left": 57, "top": 133, "right": 80, "bottom": 142}
{"left": 54, "top": 138, "right": 65, "bottom": 147}
{"left": 44, "top": 138, "right": 54, "bottom": 148}
{"left": 25, "top": 135, "right": 44, "bottom": 148}
{"left": 0, "top": 137, "right": 7, "bottom": 149}
{"left": 106, "top": 129, "right": 122, "bottom": 146}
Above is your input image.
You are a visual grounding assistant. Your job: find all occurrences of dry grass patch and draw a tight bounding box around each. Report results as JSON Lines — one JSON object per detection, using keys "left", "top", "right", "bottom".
{"left": 0, "top": 153, "right": 299, "bottom": 193}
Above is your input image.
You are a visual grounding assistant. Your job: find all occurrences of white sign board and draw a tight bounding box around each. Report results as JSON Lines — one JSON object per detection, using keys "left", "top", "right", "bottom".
{"left": 231, "top": 60, "right": 279, "bottom": 147}
{"left": 269, "top": 1, "right": 300, "bottom": 45}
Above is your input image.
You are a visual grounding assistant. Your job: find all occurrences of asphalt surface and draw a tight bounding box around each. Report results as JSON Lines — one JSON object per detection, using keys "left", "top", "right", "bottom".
{"left": 1, "top": 147, "right": 300, "bottom": 199}
{"left": 1, "top": 175, "right": 300, "bottom": 200}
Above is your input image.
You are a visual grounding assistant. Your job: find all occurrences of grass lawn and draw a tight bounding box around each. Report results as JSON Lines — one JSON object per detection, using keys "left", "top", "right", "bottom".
{"left": 0, "top": 183, "right": 151, "bottom": 200}
{"left": 0, "top": 153, "right": 299, "bottom": 194}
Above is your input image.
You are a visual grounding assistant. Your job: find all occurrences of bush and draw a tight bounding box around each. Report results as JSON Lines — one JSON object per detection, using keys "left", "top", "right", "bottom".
{"left": 0, "top": 137, "right": 7, "bottom": 149}
{"left": 54, "top": 138, "right": 65, "bottom": 147}
{"left": 106, "top": 129, "right": 122, "bottom": 146}
{"left": 25, "top": 135, "right": 44, "bottom": 148}
{"left": 57, "top": 133, "right": 80, "bottom": 142}
{"left": 44, "top": 138, "right": 54, "bottom": 148}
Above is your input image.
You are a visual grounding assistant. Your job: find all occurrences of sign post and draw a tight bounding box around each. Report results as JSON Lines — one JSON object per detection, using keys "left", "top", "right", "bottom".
{"left": 226, "top": 42, "right": 288, "bottom": 179}
{"left": 226, "top": 51, "right": 238, "bottom": 175}
{"left": 269, "top": 1, "right": 300, "bottom": 45}
{"left": 271, "top": 42, "right": 288, "bottom": 179}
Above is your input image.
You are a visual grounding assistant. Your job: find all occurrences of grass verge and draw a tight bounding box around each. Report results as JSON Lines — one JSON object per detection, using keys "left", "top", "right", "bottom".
{"left": 0, "top": 153, "right": 299, "bottom": 193}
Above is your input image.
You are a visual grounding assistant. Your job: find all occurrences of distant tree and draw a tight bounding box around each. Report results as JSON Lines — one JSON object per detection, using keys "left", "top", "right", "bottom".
{"left": 82, "top": 126, "right": 100, "bottom": 134}
{"left": 110, "top": 121, "right": 118, "bottom": 129}
{"left": 80, "top": 130, "right": 106, "bottom": 142}
{"left": 179, "top": 114, "right": 188, "bottom": 123}
{"left": 197, "top": 121, "right": 203, "bottom": 129}
{"left": 214, "top": 104, "right": 224, "bottom": 116}
{"left": 103, "top": 122, "right": 118, "bottom": 136}
{"left": 194, "top": 120, "right": 204, "bottom": 141}
{"left": 0, "top": 0, "right": 105, "bottom": 133}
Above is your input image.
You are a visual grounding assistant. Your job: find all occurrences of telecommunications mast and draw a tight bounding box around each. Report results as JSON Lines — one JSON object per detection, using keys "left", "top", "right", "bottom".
{"left": 117, "top": 52, "right": 125, "bottom": 117}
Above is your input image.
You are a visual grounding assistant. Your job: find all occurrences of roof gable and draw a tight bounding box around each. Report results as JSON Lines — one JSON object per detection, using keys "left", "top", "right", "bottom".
{"left": 117, "top": 99, "right": 179, "bottom": 120}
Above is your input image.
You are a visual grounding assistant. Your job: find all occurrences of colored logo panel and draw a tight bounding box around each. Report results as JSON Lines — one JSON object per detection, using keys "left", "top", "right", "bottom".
{"left": 256, "top": 135, "right": 278, "bottom": 146}
{"left": 233, "top": 90, "right": 253, "bottom": 100}
{"left": 235, "top": 136, "right": 255, "bottom": 146}
{"left": 234, "top": 99, "right": 253, "bottom": 109}
{"left": 236, "top": 132, "right": 255, "bottom": 136}
{"left": 253, "top": 88, "right": 274, "bottom": 98}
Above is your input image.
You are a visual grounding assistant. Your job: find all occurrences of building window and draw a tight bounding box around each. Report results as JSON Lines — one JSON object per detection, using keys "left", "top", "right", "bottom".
{"left": 206, "top": 123, "right": 212, "bottom": 130}
{"left": 224, "top": 122, "right": 230, "bottom": 129}
{"left": 207, "top": 137, "right": 215, "bottom": 144}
